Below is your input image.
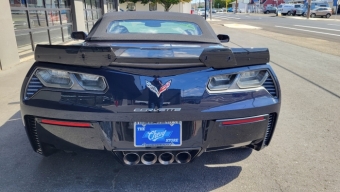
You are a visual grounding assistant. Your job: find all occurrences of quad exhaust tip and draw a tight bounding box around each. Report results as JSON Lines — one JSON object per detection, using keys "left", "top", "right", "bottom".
{"left": 175, "top": 151, "right": 192, "bottom": 164}
{"left": 123, "top": 153, "right": 140, "bottom": 165}
{"left": 158, "top": 152, "right": 175, "bottom": 165}
{"left": 141, "top": 152, "right": 157, "bottom": 165}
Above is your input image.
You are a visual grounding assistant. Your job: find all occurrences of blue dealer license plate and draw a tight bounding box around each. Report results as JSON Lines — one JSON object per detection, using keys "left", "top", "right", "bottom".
{"left": 134, "top": 122, "right": 182, "bottom": 147}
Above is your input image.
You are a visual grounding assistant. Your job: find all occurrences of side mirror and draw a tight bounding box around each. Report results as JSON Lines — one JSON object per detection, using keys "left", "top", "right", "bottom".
{"left": 217, "top": 34, "right": 230, "bottom": 43}
{"left": 71, "top": 31, "right": 87, "bottom": 40}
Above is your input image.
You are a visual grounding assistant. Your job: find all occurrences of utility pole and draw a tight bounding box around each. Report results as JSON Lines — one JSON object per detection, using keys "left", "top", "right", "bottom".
{"left": 235, "top": 0, "right": 238, "bottom": 14}
{"left": 306, "top": 0, "right": 312, "bottom": 19}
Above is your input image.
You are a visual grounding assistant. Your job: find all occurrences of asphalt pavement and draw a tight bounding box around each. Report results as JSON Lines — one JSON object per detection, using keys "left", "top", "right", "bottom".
{"left": 0, "top": 14, "right": 340, "bottom": 191}
{"left": 212, "top": 13, "right": 340, "bottom": 43}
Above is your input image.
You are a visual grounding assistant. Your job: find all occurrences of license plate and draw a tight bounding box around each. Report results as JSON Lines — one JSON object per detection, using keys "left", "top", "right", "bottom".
{"left": 134, "top": 122, "right": 182, "bottom": 147}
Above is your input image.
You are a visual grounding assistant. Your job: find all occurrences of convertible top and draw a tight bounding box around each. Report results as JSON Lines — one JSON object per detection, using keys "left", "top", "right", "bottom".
{"left": 86, "top": 12, "right": 220, "bottom": 44}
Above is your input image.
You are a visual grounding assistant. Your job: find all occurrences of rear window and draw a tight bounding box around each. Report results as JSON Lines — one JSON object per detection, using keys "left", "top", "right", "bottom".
{"left": 107, "top": 20, "right": 203, "bottom": 36}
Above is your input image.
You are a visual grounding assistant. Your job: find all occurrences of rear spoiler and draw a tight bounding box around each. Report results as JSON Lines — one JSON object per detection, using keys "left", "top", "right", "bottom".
{"left": 35, "top": 45, "right": 269, "bottom": 69}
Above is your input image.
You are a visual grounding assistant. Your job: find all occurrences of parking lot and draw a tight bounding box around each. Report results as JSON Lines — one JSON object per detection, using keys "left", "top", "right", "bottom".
{"left": 1, "top": 13, "right": 340, "bottom": 191}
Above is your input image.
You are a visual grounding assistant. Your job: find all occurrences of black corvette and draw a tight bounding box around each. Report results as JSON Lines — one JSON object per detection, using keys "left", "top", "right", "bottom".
{"left": 20, "top": 12, "right": 281, "bottom": 165}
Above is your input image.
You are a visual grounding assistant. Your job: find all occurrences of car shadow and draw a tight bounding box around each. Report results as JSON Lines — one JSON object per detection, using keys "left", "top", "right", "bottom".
{"left": 0, "top": 111, "right": 252, "bottom": 192}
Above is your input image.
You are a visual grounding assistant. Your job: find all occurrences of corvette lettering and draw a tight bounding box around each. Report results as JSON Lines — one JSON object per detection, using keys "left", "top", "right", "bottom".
{"left": 133, "top": 108, "right": 181, "bottom": 112}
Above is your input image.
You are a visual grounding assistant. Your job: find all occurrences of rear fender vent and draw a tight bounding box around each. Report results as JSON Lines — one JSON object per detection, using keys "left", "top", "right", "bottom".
{"left": 263, "top": 113, "right": 277, "bottom": 147}
{"left": 202, "top": 120, "right": 210, "bottom": 141}
{"left": 25, "top": 75, "right": 44, "bottom": 99}
{"left": 263, "top": 75, "right": 277, "bottom": 98}
{"left": 25, "top": 116, "right": 43, "bottom": 155}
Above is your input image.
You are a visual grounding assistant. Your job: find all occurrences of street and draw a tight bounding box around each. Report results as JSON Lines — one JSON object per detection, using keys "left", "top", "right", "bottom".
{"left": 1, "top": 13, "right": 340, "bottom": 191}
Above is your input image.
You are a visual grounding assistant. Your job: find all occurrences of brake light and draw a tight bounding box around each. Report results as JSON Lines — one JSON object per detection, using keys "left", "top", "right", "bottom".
{"left": 41, "top": 119, "right": 92, "bottom": 128}
{"left": 219, "top": 116, "right": 265, "bottom": 125}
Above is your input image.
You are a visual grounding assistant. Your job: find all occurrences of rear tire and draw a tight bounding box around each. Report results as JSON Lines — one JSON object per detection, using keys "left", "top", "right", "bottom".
{"left": 266, "top": 11, "right": 269, "bottom": 14}
{"left": 326, "top": 13, "right": 331, "bottom": 18}
{"left": 311, "top": 13, "right": 316, "bottom": 18}
{"left": 287, "top": 11, "right": 291, "bottom": 16}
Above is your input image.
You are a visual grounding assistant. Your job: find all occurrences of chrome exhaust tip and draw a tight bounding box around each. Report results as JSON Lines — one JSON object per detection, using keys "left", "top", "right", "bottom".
{"left": 158, "top": 152, "right": 174, "bottom": 165}
{"left": 175, "top": 151, "right": 191, "bottom": 164}
{"left": 141, "top": 153, "right": 157, "bottom": 165}
{"left": 123, "top": 153, "right": 140, "bottom": 165}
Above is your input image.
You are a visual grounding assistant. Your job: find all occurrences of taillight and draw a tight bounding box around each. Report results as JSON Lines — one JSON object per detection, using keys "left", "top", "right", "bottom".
{"left": 219, "top": 116, "right": 265, "bottom": 126}
{"left": 41, "top": 119, "right": 92, "bottom": 128}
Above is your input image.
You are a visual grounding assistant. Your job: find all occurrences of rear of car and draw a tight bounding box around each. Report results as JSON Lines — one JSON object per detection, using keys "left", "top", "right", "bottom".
{"left": 292, "top": 4, "right": 303, "bottom": 16}
{"left": 197, "top": 8, "right": 209, "bottom": 17}
{"left": 20, "top": 12, "right": 281, "bottom": 166}
{"left": 295, "top": 6, "right": 306, "bottom": 16}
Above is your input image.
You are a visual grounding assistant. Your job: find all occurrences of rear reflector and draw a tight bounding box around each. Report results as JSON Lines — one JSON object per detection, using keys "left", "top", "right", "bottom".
{"left": 41, "top": 119, "right": 92, "bottom": 128}
{"left": 220, "top": 116, "right": 265, "bottom": 126}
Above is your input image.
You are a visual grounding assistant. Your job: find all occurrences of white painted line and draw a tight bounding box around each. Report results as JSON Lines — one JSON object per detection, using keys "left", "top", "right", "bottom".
{"left": 275, "top": 26, "right": 340, "bottom": 37}
{"left": 294, "top": 25, "right": 340, "bottom": 32}
{"left": 7, "top": 118, "right": 21, "bottom": 122}
{"left": 328, "top": 24, "right": 340, "bottom": 26}
{"left": 226, "top": 17, "right": 241, "bottom": 19}
{"left": 224, "top": 24, "right": 261, "bottom": 29}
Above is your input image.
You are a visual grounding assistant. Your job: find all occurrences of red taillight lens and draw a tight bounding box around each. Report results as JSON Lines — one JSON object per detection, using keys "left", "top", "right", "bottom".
{"left": 220, "top": 116, "right": 265, "bottom": 126}
{"left": 41, "top": 119, "right": 92, "bottom": 128}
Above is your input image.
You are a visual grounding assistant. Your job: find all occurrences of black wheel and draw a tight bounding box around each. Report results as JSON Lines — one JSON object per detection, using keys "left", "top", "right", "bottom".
{"left": 266, "top": 11, "right": 269, "bottom": 14}
{"left": 287, "top": 11, "right": 291, "bottom": 16}
{"left": 311, "top": 13, "right": 316, "bottom": 18}
{"left": 326, "top": 13, "right": 331, "bottom": 18}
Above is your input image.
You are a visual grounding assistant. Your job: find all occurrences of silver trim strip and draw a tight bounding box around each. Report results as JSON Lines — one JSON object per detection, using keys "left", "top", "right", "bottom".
{"left": 216, "top": 114, "right": 268, "bottom": 123}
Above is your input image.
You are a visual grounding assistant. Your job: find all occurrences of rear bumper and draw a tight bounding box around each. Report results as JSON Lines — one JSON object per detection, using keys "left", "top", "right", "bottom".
{"left": 22, "top": 104, "right": 279, "bottom": 156}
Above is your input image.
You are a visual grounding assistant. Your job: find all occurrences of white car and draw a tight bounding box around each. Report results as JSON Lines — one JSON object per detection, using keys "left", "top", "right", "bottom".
{"left": 197, "top": 8, "right": 210, "bottom": 17}
{"left": 277, "top": 4, "right": 294, "bottom": 16}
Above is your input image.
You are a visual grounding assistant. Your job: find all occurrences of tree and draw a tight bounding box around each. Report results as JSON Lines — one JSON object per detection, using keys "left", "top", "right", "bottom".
{"left": 214, "top": 0, "right": 235, "bottom": 8}
{"left": 124, "top": 0, "right": 191, "bottom": 12}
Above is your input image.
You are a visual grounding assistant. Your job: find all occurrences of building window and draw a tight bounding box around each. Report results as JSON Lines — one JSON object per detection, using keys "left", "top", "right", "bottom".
{"left": 9, "top": 0, "right": 73, "bottom": 58}
{"left": 83, "top": 0, "right": 102, "bottom": 33}
{"left": 127, "top": 3, "right": 135, "bottom": 11}
{"left": 149, "top": 3, "right": 157, "bottom": 11}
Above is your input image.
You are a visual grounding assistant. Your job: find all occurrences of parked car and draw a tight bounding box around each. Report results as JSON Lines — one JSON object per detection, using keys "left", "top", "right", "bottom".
{"left": 277, "top": 4, "right": 294, "bottom": 16}
{"left": 291, "top": 4, "right": 303, "bottom": 16}
{"left": 263, "top": 6, "right": 277, "bottom": 14}
{"left": 304, "top": 7, "right": 332, "bottom": 18}
{"left": 227, "top": 8, "right": 242, "bottom": 13}
{"left": 296, "top": 2, "right": 330, "bottom": 16}
{"left": 197, "top": 8, "right": 210, "bottom": 17}
{"left": 20, "top": 11, "right": 281, "bottom": 166}
{"left": 212, "top": 9, "right": 217, "bottom": 13}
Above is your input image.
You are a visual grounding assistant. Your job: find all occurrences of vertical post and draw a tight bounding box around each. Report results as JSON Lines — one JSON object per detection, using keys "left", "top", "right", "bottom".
{"left": 205, "top": 0, "right": 207, "bottom": 19}
{"left": 235, "top": 0, "right": 238, "bottom": 14}
{"left": 71, "top": 0, "right": 86, "bottom": 32}
{"left": 210, "top": 0, "right": 212, "bottom": 20}
{"left": 306, "top": 0, "right": 312, "bottom": 19}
